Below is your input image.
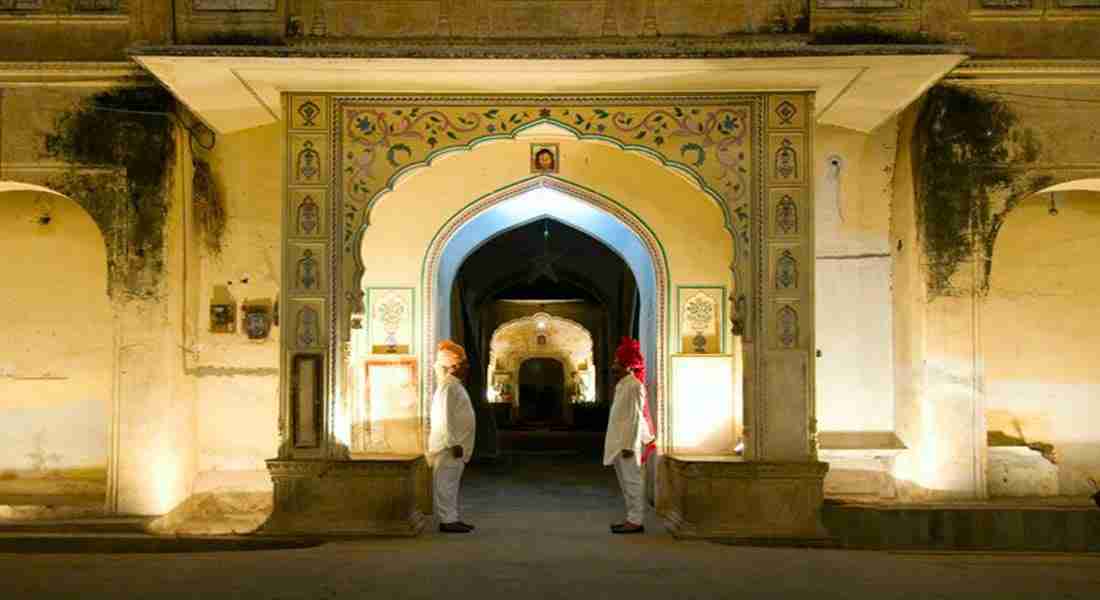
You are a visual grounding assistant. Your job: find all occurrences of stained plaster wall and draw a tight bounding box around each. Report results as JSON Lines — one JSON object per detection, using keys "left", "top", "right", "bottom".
{"left": 813, "top": 122, "right": 898, "bottom": 436}
{"left": 359, "top": 135, "right": 736, "bottom": 455}
{"left": 0, "top": 83, "right": 197, "bottom": 516}
{"left": 186, "top": 122, "right": 282, "bottom": 494}
{"left": 888, "top": 82, "right": 1100, "bottom": 500}
{"left": 890, "top": 102, "right": 930, "bottom": 500}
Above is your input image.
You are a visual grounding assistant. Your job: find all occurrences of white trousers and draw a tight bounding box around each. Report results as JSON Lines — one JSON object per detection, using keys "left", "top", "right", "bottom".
{"left": 432, "top": 452, "right": 466, "bottom": 523}
{"left": 613, "top": 455, "right": 645, "bottom": 525}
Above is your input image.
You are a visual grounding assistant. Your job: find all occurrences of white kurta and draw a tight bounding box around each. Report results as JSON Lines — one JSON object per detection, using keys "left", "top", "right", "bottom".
{"left": 428, "top": 373, "right": 475, "bottom": 523}
{"left": 428, "top": 373, "right": 476, "bottom": 463}
{"left": 603, "top": 374, "right": 654, "bottom": 467}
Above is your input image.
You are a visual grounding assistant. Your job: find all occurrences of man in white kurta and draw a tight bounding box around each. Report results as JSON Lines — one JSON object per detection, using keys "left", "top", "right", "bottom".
{"left": 428, "top": 340, "right": 476, "bottom": 533}
{"left": 604, "top": 337, "right": 655, "bottom": 534}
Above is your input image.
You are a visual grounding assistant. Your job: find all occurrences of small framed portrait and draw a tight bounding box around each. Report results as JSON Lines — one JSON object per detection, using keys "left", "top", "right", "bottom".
{"left": 530, "top": 143, "right": 559, "bottom": 174}
{"left": 210, "top": 303, "right": 237, "bottom": 334}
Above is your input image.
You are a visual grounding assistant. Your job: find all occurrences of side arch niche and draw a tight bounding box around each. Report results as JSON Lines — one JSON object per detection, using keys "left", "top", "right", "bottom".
{"left": 983, "top": 182, "right": 1100, "bottom": 497}
{"left": 0, "top": 182, "right": 113, "bottom": 512}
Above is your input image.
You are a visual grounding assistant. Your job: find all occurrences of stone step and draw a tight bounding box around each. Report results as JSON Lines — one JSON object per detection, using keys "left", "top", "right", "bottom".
{"left": 0, "top": 517, "right": 153, "bottom": 535}
{"left": 823, "top": 502, "right": 1100, "bottom": 552}
{"left": 0, "top": 533, "right": 322, "bottom": 554}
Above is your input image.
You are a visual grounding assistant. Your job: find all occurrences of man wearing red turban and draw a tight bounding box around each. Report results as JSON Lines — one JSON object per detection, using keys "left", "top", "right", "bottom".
{"left": 603, "top": 337, "right": 656, "bottom": 534}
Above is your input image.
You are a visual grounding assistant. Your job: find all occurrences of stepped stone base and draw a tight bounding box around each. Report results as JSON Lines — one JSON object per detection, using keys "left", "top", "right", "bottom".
{"left": 658, "top": 456, "right": 829, "bottom": 541}
{"left": 824, "top": 501, "right": 1100, "bottom": 552}
{"left": 260, "top": 456, "right": 426, "bottom": 537}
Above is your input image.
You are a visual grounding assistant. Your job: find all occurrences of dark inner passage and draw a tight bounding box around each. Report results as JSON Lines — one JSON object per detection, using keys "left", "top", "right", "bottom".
{"left": 518, "top": 358, "right": 565, "bottom": 423}
{"left": 450, "top": 218, "right": 640, "bottom": 462}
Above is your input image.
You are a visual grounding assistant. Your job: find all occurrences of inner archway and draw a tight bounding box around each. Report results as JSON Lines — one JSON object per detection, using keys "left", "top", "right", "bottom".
{"left": 430, "top": 183, "right": 659, "bottom": 461}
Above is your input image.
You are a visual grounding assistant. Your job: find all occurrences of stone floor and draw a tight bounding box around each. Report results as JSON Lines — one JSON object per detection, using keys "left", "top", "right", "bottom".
{"left": 3, "top": 451, "right": 1100, "bottom": 599}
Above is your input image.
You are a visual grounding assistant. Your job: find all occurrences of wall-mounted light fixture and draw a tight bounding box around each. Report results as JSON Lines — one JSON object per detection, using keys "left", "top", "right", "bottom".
{"left": 1048, "top": 192, "right": 1059, "bottom": 217}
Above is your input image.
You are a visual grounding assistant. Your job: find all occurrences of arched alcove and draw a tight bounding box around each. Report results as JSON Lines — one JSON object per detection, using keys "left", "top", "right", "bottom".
{"left": 983, "top": 185, "right": 1100, "bottom": 496}
{"left": 0, "top": 182, "right": 113, "bottom": 509}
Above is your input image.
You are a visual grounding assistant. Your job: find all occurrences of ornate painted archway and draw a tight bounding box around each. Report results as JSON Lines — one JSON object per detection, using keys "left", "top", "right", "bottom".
{"left": 269, "top": 92, "right": 824, "bottom": 540}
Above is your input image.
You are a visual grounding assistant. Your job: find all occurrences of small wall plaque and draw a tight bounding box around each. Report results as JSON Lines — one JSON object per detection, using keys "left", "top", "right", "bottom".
{"left": 242, "top": 304, "right": 272, "bottom": 340}
{"left": 210, "top": 303, "right": 237, "bottom": 333}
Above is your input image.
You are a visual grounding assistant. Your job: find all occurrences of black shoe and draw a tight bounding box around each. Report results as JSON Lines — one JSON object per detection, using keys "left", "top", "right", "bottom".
{"left": 609, "top": 522, "right": 626, "bottom": 532}
{"left": 611, "top": 523, "right": 644, "bottom": 534}
{"left": 457, "top": 521, "right": 476, "bottom": 531}
{"left": 439, "top": 522, "right": 471, "bottom": 533}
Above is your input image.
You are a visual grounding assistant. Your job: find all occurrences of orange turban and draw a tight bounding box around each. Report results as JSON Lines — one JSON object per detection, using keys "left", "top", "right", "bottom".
{"left": 436, "top": 340, "right": 468, "bottom": 367}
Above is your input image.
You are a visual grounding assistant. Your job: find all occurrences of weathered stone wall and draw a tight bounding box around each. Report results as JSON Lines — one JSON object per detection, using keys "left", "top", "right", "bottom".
{"left": 185, "top": 122, "right": 281, "bottom": 494}
{"left": 0, "top": 80, "right": 197, "bottom": 515}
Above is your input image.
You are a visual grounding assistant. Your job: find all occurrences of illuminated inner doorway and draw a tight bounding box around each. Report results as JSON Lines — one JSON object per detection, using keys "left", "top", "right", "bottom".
{"left": 447, "top": 215, "right": 642, "bottom": 459}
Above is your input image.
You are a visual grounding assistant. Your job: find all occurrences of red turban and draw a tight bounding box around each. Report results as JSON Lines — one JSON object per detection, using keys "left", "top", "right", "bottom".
{"left": 615, "top": 337, "right": 656, "bottom": 464}
{"left": 615, "top": 336, "right": 646, "bottom": 384}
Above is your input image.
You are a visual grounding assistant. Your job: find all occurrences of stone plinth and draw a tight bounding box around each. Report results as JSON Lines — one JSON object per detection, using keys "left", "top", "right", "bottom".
{"left": 659, "top": 455, "right": 829, "bottom": 542}
{"left": 261, "top": 455, "right": 426, "bottom": 536}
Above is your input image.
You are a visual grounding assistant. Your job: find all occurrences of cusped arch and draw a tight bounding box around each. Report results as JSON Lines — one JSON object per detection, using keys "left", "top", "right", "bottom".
{"left": 348, "top": 116, "right": 744, "bottom": 278}
{"left": 420, "top": 176, "right": 673, "bottom": 449}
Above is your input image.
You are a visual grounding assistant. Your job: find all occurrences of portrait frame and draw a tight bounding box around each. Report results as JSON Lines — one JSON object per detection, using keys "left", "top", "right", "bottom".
{"left": 530, "top": 143, "right": 559, "bottom": 174}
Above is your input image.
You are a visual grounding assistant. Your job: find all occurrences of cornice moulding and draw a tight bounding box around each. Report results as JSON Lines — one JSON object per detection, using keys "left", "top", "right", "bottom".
{"left": 949, "top": 59, "right": 1100, "bottom": 85}
{"left": 0, "top": 61, "right": 148, "bottom": 86}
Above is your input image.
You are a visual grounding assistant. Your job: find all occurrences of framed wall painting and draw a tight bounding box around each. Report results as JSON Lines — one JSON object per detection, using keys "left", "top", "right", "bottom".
{"left": 367, "top": 288, "right": 415, "bottom": 355}
{"left": 677, "top": 286, "right": 725, "bottom": 354}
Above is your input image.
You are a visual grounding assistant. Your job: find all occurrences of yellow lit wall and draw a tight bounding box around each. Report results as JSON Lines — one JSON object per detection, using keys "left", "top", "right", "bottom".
{"left": 670, "top": 355, "right": 737, "bottom": 455}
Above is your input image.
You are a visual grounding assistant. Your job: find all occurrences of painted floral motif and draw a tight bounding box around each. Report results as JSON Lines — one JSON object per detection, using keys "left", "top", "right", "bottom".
{"left": 776, "top": 194, "right": 797, "bottom": 235}
{"left": 338, "top": 101, "right": 753, "bottom": 252}
{"left": 297, "top": 141, "right": 321, "bottom": 182}
{"left": 776, "top": 250, "right": 798, "bottom": 290}
{"left": 375, "top": 293, "right": 407, "bottom": 353}
{"left": 297, "top": 249, "right": 319, "bottom": 290}
{"left": 775, "top": 100, "right": 797, "bottom": 126}
{"left": 774, "top": 138, "right": 798, "bottom": 180}
{"left": 297, "top": 195, "right": 319, "bottom": 235}
{"left": 297, "top": 306, "right": 320, "bottom": 348}
{"left": 684, "top": 292, "right": 716, "bottom": 353}
{"left": 297, "top": 100, "right": 321, "bottom": 127}
{"left": 777, "top": 305, "right": 798, "bottom": 348}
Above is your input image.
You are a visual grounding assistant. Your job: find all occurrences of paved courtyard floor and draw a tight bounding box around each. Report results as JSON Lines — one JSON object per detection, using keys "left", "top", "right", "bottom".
{"left": 3, "top": 452, "right": 1099, "bottom": 600}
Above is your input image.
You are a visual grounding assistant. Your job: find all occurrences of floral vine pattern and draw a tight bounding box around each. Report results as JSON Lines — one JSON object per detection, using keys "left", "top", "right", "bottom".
{"left": 338, "top": 101, "right": 754, "bottom": 253}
